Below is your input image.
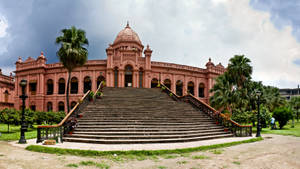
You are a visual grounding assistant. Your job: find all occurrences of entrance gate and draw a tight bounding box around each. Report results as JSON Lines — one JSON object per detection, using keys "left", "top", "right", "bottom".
{"left": 125, "top": 65, "right": 133, "bottom": 87}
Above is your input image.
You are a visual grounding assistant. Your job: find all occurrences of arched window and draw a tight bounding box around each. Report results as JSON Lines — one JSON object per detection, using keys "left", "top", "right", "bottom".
{"left": 114, "top": 67, "right": 118, "bottom": 87}
{"left": 30, "top": 102, "right": 36, "bottom": 111}
{"left": 58, "top": 78, "right": 65, "bottom": 94}
{"left": 187, "top": 81, "right": 194, "bottom": 95}
{"left": 71, "top": 101, "right": 77, "bottom": 109}
{"left": 163, "top": 79, "right": 171, "bottom": 89}
{"left": 47, "top": 102, "right": 53, "bottom": 112}
{"left": 139, "top": 68, "right": 143, "bottom": 88}
{"left": 70, "top": 77, "right": 78, "bottom": 94}
{"left": 47, "top": 79, "right": 54, "bottom": 95}
{"left": 29, "top": 81, "right": 37, "bottom": 95}
{"left": 199, "top": 83, "right": 205, "bottom": 98}
{"left": 84, "top": 76, "right": 92, "bottom": 93}
{"left": 125, "top": 65, "right": 133, "bottom": 87}
{"left": 151, "top": 78, "right": 158, "bottom": 88}
{"left": 58, "top": 101, "right": 64, "bottom": 112}
{"left": 97, "top": 76, "right": 105, "bottom": 88}
{"left": 4, "top": 90, "right": 9, "bottom": 103}
{"left": 176, "top": 80, "right": 183, "bottom": 96}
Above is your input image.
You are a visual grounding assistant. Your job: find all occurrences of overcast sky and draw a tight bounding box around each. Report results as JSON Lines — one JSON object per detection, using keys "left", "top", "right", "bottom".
{"left": 0, "top": 0, "right": 299, "bottom": 88}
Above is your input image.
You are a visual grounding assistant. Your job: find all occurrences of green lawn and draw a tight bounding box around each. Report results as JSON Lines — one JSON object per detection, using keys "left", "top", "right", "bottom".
{"left": 253, "top": 121, "right": 300, "bottom": 137}
{"left": 0, "top": 123, "right": 37, "bottom": 141}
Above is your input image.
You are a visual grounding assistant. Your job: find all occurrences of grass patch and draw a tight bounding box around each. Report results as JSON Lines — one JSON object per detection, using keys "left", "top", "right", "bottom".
{"left": 66, "top": 163, "right": 78, "bottom": 168}
{"left": 0, "top": 124, "right": 37, "bottom": 141}
{"left": 233, "top": 161, "right": 241, "bottom": 165}
{"left": 74, "top": 161, "right": 110, "bottom": 169}
{"left": 253, "top": 121, "right": 300, "bottom": 137}
{"left": 26, "top": 137, "right": 263, "bottom": 159}
{"left": 158, "top": 166, "right": 167, "bottom": 169}
{"left": 161, "top": 154, "right": 178, "bottom": 159}
{"left": 210, "top": 149, "right": 223, "bottom": 154}
{"left": 79, "top": 160, "right": 96, "bottom": 166}
{"left": 192, "top": 155, "right": 210, "bottom": 160}
{"left": 96, "top": 162, "right": 110, "bottom": 169}
{"left": 177, "top": 160, "right": 188, "bottom": 164}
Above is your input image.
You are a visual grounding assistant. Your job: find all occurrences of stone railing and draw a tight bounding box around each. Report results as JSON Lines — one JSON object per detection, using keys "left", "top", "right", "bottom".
{"left": 36, "top": 81, "right": 104, "bottom": 143}
{"left": 159, "top": 82, "right": 252, "bottom": 137}
{"left": 151, "top": 61, "right": 206, "bottom": 73}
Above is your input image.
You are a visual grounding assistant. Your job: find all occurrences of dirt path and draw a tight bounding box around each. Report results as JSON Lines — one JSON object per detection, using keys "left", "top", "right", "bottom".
{"left": 0, "top": 134, "right": 299, "bottom": 169}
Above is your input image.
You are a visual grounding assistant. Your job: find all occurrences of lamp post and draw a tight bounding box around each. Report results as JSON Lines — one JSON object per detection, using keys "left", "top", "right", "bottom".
{"left": 19, "top": 79, "right": 28, "bottom": 144}
{"left": 256, "top": 90, "right": 262, "bottom": 137}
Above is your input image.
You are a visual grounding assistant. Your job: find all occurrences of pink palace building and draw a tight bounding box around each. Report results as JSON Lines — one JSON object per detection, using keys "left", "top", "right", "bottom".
{"left": 14, "top": 23, "right": 226, "bottom": 112}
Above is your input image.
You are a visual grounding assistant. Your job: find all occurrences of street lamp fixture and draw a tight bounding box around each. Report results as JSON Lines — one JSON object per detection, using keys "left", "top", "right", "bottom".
{"left": 19, "top": 79, "right": 28, "bottom": 144}
{"left": 256, "top": 90, "right": 262, "bottom": 137}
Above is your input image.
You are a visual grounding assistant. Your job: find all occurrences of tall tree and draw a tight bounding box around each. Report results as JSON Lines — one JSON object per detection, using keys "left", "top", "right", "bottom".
{"left": 227, "top": 55, "right": 252, "bottom": 89}
{"left": 56, "top": 26, "right": 89, "bottom": 113}
{"left": 209, "top": 72, "right": 234, "bottom": 112}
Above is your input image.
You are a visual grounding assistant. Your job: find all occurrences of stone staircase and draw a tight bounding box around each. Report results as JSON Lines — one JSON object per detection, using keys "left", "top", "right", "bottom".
{"left": 63, "top": 87, "right": 233, "bottom": 144}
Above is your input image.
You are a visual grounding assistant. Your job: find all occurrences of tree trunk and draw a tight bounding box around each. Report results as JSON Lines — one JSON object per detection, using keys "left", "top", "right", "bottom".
{"left": 66, "top": 71, "right": 71, "bottom": 114}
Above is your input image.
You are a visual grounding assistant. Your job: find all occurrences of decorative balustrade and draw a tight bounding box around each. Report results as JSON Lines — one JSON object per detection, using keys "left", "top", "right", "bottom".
{"left": 159, "top": 83, "right": 252, "bottom": 137}
{"left": 36, "top": 81, "right": 104, "bottom": 143}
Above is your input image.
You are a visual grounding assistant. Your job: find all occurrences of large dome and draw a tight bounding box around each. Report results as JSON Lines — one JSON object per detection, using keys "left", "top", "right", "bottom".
{"left": 113, "top": 23, "right": 142, "bottom": 45}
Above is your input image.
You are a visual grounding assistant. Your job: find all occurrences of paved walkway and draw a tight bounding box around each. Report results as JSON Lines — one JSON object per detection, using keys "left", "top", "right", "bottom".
{"left": 11, "top": 136, "right": 254, "bottom": 151}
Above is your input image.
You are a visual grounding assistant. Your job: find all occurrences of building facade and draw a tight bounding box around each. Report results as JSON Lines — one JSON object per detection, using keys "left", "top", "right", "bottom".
{"left": 0, "top": 69, "right": 15, "bottom": 109}
{"left": 279, "top": 86, "right": 300, "bottom": 100}
{"left": 14, "top": 23, "right": 226, "bottom": 112}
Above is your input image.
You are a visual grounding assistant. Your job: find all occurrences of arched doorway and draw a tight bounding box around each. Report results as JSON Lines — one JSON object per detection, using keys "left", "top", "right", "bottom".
{"left": 198, "top": 83, "right": 205, "bottom": 98}
{"left": 97, "top": 76, "right": 105, "bottom": 88}
{"left": 58, "top": 101, "right": 64, "bottom": 112}
{"left": 70, "top": 77, "right": 78, "bottom": 94}
{"left": 164, "top": 79, "right": 171, "bottom": 89}
{"left": 47, "top": 79, "right": 54, "bottom": 95}
{"left": 4, "top": 90, "right": 9, "bottom": 103}
{"left": 176, "top": 80, "right": 183, "bottom": 96}
{"left": 151, "top": 78, "right": 158, "bottom": 88}
{"left": 139, "top": 68, "right": 143, "bottom": 88}
{"left": 47, "top": 102, "right": 53, "bottom": 112}
{"left": 58, "top": 78, "right": 65, "bottom": 94}
{"left": 84, "top": 76, "right": 92, "bottom": 93}
{"left": 114, "top": 67, "right": 118, "bottom": 87}
{"left": 187, "top": 81, "right": 194, "bottom": 95}
{"left": 124, "top": 65, "right": 133, "bottom": 87}
{"left": 71, "top": 101, "right": 77, "bottom": 109}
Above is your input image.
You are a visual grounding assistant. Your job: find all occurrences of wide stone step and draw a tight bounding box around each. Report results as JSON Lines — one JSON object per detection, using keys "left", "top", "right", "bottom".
{"left": 78, "top": 118, "right": 212, "bottom": 122}
{"left": 63, "top": 133, "right": 233, "bottom": 144}
{"left": 75, "top": 124, "right": 219, "bottom": 129}
{"left": 77, "top": 122, "right": 215, "bottom": 126}
{"left": 73, "top": 126, "right": 223, "bottom": 133}
{"left": 72, "top": 128, "right": 226, "bottom": 135}
{"left": 64, "top": 131, "right": 229, "bottom": 140}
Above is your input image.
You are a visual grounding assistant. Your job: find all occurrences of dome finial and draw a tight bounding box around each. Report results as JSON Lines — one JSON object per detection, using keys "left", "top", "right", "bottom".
{"left": 126, "top": 21, "right": 130, "bottom": 28}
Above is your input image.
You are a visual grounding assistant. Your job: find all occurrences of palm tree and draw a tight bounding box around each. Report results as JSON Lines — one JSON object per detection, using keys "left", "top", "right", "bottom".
{"left": 227, "top": 55, "right": 252, "bottom": 89}
{"left": 209, "top": 72, "right": 234, "bottom": 112}
{"left": 289, "top": 96, "right": 300, "bottom": 126}
{"left": 262, "top": 86, "right": 286, "bottom": 112}
{"left": 56, "top": 26, "right": 89, "bottom": 113}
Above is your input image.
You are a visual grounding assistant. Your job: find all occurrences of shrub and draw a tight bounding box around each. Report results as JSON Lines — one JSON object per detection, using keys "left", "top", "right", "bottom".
{"left": 0, "top": 108, "right": 20, "bottom": 132}
{"left": 273, "top": 107, "right": 292, "bottom": 129}
{"left": 24, "top": 109, "right": 35, "bottom": 128}
{"left": 88, "top": 91, "right": 94, "bottom": 100}
{"left": 35, "top": 111, "right": 48, "bottom": 125}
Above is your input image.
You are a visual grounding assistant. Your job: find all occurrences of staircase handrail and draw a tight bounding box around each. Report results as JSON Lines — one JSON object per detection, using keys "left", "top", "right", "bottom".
{"left": 159, "top": 82, "right": 252, "bottom": 137}
{"left": 36, "top": 89, "right": 91, "bottom": 143}
{"left": 184, "top": 94, "right": 252, "bottom": 136}
{"left": 93, "top": 81, "right": 105, "bottom": 100}
{"left": 159, "top": 83, "right": 185, "bottom": 100}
